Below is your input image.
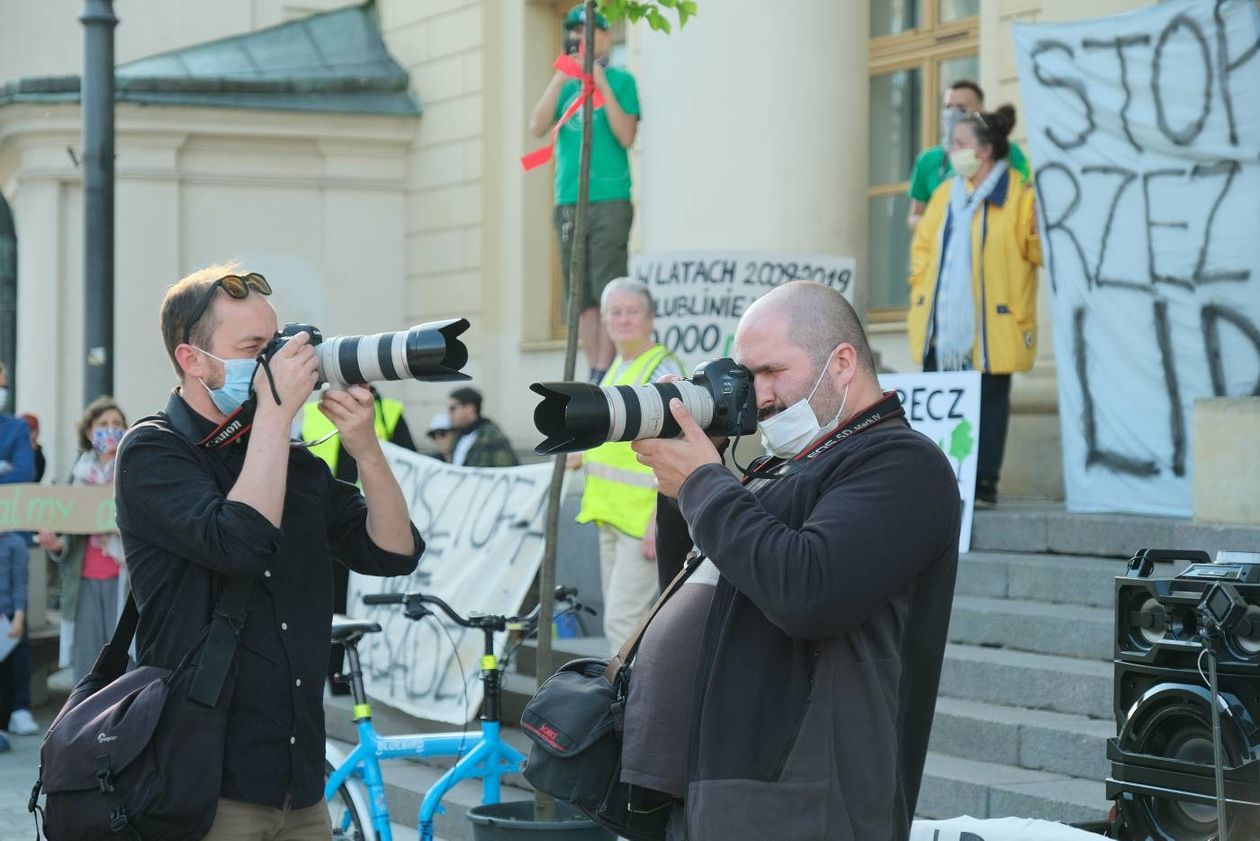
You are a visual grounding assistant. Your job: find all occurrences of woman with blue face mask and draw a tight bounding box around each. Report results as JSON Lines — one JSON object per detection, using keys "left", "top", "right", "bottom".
{"left": 37, "top": 397, "right": 131, "bottom": 682}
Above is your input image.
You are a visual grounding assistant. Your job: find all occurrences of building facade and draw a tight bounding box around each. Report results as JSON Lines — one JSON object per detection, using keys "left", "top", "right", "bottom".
{"left": 0, "top": 0, "right": 1158, "bottom": 492}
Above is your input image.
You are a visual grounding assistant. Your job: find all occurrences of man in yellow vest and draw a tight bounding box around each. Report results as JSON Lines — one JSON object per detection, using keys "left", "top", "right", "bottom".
{"left": 301, "top": 385, "right": 416, "bottom": 694}
{"left": 569, "top": 279, "right": 683, "bottom": 652}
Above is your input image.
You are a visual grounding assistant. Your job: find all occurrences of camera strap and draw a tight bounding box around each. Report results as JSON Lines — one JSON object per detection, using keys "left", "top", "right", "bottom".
{"left": 196, "top": 401, "right": 255, "bottom": 450}
{"left": 741, "top": 390, "right": 905, "bottom": 482}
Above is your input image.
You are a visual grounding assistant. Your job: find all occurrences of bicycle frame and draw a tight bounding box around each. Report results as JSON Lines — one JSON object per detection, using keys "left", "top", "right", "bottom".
{"left": 325, "top": 619, "right": 530, "bottom": 841}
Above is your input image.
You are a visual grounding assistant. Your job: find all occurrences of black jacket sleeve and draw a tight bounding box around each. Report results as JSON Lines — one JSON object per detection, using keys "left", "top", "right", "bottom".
{"left": 115, "top": 426, "right": 284, "bottom": 579}
{"left": 676, "top": 438, "right": 960, "bottom": 639}
{"left": 654, "top": 494, "right": 690, "bottom": 592}
{"left": 324, "top": 473, "right": 423, "bottom": 577}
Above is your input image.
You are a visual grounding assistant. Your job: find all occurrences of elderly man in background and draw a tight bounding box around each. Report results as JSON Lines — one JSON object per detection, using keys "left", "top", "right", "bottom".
{"left": 568, "top": 279, "right": 682, "bottom": 652}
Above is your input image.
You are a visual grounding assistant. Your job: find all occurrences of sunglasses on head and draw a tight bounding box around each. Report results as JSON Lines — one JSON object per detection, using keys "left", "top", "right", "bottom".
{"left": 183, "top": 272, "right": 272, "bottom": 345}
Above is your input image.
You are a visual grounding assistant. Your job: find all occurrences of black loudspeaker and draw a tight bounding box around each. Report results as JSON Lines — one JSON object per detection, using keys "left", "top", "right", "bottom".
{"left": 1109, "top": 550, "right": 1260, "bottom": 841}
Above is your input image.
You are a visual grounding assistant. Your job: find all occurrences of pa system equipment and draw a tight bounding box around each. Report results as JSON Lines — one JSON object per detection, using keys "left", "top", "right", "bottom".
{"left": 1109, "top": 549, "right": 1260, "bottom": 841}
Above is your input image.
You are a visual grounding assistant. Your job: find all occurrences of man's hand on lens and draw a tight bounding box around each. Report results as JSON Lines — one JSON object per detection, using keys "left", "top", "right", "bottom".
{"left": 256, "top": 332, "right": 318, "bottom": 419}
{"left": 320, "top": 386, "right": 381, "bottom": 461}
{"left": 656, "top": 373, "right": 729, "bottom": 451}
{"left": 631, "top": 399, "right": 721, "bottom": 499}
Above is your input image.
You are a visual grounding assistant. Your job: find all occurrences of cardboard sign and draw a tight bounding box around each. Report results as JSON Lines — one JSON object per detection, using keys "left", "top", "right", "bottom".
{"left": 1015, "top": 0, "right": 1260, "bottom": 516}
{"left": 0, "top": 484, "right": 115, "bottom": 533}
{"left": 880, "top": 372, "right": 982, "bottom": 553}
{"left": 348, "top": 446, "right": 555, "bottom": 724}
{"left": 630, "top": 250, "right": 857, "bottom": 370}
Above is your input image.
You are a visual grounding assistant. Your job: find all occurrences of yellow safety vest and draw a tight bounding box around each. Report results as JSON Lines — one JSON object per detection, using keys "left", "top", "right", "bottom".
{"left": 301, "top": 398, "right": 404, "bottom": 476}
{"left": 576, "top": 344, "right": 679, "bottom": 538}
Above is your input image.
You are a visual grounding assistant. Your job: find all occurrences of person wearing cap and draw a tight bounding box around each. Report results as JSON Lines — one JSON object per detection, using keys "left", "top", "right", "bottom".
{"left": 426, "top": 412, "right": 455, "bottom": 462}
{"left": 529, "top": 3, "right": 641, "bottom": 385}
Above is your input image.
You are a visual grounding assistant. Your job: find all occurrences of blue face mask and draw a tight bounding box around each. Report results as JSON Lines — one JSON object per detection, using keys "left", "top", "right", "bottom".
{"left": 197, "top": 349, "right": 258, "bottom": 416}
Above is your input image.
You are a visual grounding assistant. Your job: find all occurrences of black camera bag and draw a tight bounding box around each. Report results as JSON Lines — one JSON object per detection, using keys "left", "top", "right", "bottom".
{"left": 521, "top": 562, "right": 698, "bottom": 841}
{"left": 31, "top": 402, "right": 252, "bottom": 841}
{"left": 33, "top": 578, "right": 250, "bottom": 841}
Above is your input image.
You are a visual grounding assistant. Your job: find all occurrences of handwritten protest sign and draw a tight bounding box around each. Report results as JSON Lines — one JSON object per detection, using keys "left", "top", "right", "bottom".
{"left": 1015, "top": 0, "right": 1260, "bottom": 516}
{"left": 0, "top": 484, "right": 115, "bottom": 533}
{"left": 880, "top": 371, "right": 982, "bottom": 553}
{"left": 349, "top": 446, "right": 554, "bottom": 724}
{"left": 630, "top": 251, "right": 856, "bottom": 371}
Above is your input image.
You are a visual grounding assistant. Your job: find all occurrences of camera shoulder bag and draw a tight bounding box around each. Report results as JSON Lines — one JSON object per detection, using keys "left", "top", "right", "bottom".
{"left": 31, "top": 403, "right": 254, "bottom": 841}
{"left": 521, "top": 558, "right": 700, "bottom": 841}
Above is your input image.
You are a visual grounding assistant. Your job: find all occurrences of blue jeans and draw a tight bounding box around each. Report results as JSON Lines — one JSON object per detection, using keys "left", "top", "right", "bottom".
{"left": 0, "top": 613, "right": 31, "bottom": 722}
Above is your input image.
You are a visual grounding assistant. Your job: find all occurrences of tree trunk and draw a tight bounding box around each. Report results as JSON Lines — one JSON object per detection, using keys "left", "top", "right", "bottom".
{"left": 534, "top": 0, "right": 597, "bottom": 820}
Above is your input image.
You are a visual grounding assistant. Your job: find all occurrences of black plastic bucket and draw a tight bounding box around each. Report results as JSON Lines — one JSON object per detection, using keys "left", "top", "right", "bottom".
{"left": 466, "top": 801, "right": 615, "bottom": 841}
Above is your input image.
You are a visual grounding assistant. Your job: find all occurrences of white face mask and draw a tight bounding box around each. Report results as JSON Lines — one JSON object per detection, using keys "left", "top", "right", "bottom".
{"left": 949, "top": 147, "right": 982, "bottom": 179}
{"left": 758, "top": 351, "right": 849, "bottom": 459}
{"left": 0, "top": 387, "right": 8, "bottom": 413}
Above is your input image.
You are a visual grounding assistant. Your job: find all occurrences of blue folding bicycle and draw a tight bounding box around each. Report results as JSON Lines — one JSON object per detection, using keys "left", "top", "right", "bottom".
{"left": 323, "top": 586, "right": 588, "bottom": 841}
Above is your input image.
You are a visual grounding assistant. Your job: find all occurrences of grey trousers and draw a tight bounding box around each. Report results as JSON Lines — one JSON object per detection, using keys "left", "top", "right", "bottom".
{"left": 73, "top": 576, "right": 121, "bottom": 680}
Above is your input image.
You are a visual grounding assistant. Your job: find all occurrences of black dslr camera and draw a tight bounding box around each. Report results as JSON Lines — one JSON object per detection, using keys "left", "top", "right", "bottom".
{"left": 261, "top": 323, "right": 322, "bottom": 363}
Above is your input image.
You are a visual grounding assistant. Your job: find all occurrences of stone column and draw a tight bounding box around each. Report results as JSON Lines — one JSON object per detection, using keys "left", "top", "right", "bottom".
{"left": 636, "top": 0, "right": 870, "bottom": 306}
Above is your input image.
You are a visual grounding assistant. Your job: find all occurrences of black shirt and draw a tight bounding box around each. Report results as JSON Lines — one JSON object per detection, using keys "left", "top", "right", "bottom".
{"left": 115, "top": 392, "right": 422, "bottom": 809}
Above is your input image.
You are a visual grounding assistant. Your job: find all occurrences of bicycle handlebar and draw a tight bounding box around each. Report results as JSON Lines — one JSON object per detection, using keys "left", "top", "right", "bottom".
{"left": 362, "top": 586, "right": 582, "bottom": 632}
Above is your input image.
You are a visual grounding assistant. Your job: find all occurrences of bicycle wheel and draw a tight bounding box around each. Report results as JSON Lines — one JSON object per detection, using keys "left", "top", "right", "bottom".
{"left": 325, "top": 758, "right": 370, "bottom": 841}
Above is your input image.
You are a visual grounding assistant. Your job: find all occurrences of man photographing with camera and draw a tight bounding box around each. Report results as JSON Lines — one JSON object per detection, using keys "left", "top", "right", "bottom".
{"left": 625, "top": 281, "right": 961, "bottom": 841}
{"left": 115, "top": 263, "right": 422, "bottom": 840}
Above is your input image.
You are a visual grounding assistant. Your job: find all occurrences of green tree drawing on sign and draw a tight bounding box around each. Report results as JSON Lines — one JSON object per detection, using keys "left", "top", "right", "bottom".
{"left": 939, "top": 419, "right": 975, "bottom": 481}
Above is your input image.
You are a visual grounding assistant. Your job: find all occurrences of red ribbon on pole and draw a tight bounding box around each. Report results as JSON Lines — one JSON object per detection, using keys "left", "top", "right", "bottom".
{"left": 521, "top": 53, "right": 606, "bottom": 172}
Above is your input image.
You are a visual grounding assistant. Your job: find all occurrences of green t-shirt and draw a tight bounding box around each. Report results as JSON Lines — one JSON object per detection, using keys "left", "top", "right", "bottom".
{"left": 553, "top": 65, "right": 640, "bottom": 205}
{"left": 908, "top": 141, "right": 1030, "bottom": 202}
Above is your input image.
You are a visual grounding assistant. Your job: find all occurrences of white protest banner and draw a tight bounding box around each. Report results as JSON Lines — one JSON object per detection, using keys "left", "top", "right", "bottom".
{"left": 349, "top": 445, "right": 554, "bottom": 724}
{"left": 1015, "top": 0, "right": 1260, "bottom": 516}
{"left": 630, "top": 251, "right": 856, "bottom": 370}
{"left": 880, "top": 371, "right": 981, "bottom": 553}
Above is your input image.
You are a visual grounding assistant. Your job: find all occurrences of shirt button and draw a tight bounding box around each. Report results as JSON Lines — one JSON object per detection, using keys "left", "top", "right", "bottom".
{"left": 290, "top": 736, "right": 296, "bottom": 745}
{"left": 264, "top": 570, "right": 271, "bottom": 578}
{"left": 281, "top": 622, "right": 288, "bottom": 631}
{"left": 295, "top": 678, "right": 302, "bottom": 687}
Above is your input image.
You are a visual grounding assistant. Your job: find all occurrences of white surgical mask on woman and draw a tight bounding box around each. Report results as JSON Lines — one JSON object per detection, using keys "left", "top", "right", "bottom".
{"left": 949, "top": 147, "right": 982, "bottom": 179}
{"left": 758, "top": 350, "right": 849, "bottom": 459}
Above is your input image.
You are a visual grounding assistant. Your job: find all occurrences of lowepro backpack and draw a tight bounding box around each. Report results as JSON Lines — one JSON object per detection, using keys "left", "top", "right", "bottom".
{"left": 31, "top": 579, "right": 250, "bottom": 841}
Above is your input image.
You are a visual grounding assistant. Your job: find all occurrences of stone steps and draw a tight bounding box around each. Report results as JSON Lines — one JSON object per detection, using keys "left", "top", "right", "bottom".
{"left": 918, "top": 752, "right": 1111, "bottom": 824}
{"left": 968, "top": 502, "right": 1260, "bottom": 560}
{"left": 955, "top": 550, "right": 1180, "bottom": 609}
{"left": 930, "top": 697, "right": 1115, "bottom": 781}
{"left": 938, "top": 642, "right": 1113, "bottom": 720}
{"left": 948, "top": 594, "right": 1112, "bottom": 661}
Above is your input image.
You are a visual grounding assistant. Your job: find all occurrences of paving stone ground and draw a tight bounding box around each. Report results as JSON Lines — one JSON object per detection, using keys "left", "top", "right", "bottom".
{"left": 0, "top": 703, "right": 49, "bottom": 838}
